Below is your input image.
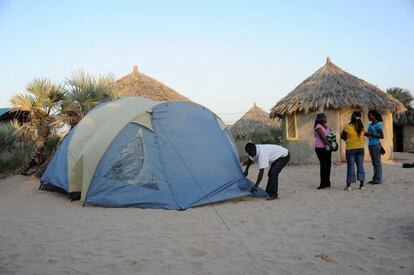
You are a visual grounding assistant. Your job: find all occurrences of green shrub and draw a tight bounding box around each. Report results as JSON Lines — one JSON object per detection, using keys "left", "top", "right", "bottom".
{"left": 43, "top": 134, "right": 61, "bottom": 161}
{"left": 0, "top": 123, "right": 21, "bottom": 149}
{"left": 250, "top": 128, "right": 282, "bottom": 144}
{"left": 0, "top": 144, "right": 33, "bottom": 174}
{"left": 0, "top": 123, "right": 34, "bottom": 174}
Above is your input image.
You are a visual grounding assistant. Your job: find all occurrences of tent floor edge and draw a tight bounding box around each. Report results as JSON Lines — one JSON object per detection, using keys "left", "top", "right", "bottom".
{"left": 69, "top": 192, "right": 81, "bottom": 201}
{"left": 39, "top": 182, "right": 67, "bottom": 194}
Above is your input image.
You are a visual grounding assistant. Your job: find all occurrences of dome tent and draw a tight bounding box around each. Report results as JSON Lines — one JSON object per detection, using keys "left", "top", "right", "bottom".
{"left": 41, "top": 97, "right": 265, "bottom": 209}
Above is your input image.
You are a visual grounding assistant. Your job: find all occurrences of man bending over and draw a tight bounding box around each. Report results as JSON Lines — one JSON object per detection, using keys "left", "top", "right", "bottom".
{"left": 243, "top": 143, "right": 290, "bottom": 200}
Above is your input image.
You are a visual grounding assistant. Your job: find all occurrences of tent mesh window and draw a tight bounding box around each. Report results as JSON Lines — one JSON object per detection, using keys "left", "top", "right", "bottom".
{"left": 104, "top": 128, "right": 158, "bottom": 190}
{"left": 286, "top": 112, "right": 298, "bottom": 140}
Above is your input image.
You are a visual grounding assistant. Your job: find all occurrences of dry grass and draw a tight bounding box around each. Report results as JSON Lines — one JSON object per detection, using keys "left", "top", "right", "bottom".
{"left": 230, "top": 103, "right": 280, "bottom": 139}
{"left": 394, "top": 109, "right": 414, "bottom": 126}
{"left": 114, "top": 66, "right": 190, "bottom": 102}
{"left": 270, "top": 57, "right": 406, "bottom": 118}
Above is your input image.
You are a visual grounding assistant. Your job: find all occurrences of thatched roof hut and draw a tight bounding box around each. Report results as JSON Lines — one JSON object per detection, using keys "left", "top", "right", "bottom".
{"left": 271, "top": 57, "right": 406, "bottom": 164}
{"left": 0, "top": 108, "right": 30, "bottom": 124}
{"left": 271, "top": 57, "right": 405, "bottom": 118}
{"left": 231, "top": 103, "right": 280, "bottom": 139}
{"left": 394, "top": 109, "right": 414, "bottom": 126}
{"left": 393, "top": 109, "right": 414, "bottom": 152}
{"left": 114, "top": 66, "right": 190, "bottom": 101}
{"left": 230, "top": 103, "right": 280, "bottom": 161}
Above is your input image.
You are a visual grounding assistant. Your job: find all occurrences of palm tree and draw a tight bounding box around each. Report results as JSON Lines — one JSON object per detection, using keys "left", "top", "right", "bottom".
{"left": 387, "top": 87, "right": 413, "bottom": 109}
{"left": 10, "top": 78, "right": 65, "bottom": 168}
{"left": 63, "top": 70, "right": 115, "bottom": 118}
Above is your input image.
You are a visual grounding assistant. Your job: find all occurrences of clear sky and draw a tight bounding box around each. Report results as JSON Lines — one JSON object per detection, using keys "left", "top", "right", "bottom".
{"left": 1, "top": 0, "right": 413, "bottom": 124}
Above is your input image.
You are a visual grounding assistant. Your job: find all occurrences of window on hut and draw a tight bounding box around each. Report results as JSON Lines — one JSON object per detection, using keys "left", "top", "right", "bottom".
{"left": 286, "top": 112, "right": 298, "bottom": 140}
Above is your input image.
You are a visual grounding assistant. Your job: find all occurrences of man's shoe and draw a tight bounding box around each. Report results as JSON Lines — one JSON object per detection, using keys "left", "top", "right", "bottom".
{"left": 359, "top": 186, "right": 365, "bottom": 190}
{"left": 344, "top": 186, "right": 351, "bottom": 191}
{"left": 266, "top": 196, "right": 278, "bottom": 201}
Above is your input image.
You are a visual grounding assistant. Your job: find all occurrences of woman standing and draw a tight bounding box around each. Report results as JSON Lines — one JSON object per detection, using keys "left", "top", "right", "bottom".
{"left": 314, "top": 113, "right": 332, "bottom": 189}
{"left": 341, "top": 111, "right": 365, "bottom": 191}
{"left": 365, "top": 110, "right": 383, "bottom": 184}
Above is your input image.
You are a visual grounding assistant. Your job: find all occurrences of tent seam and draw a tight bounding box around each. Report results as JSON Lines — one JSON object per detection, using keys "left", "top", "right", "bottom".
{"left": 152, "top": 118, "right": 182, "bottom": 210}
{"left": 152, "top": 107, "right": 219, "bottom": 209}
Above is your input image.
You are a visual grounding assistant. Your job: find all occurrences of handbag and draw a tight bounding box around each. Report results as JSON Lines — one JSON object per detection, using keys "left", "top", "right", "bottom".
{"left": 369, "top": 124, "right": 385, "bottom": 155}
{"left": 316, "top": 128, "right": 338, "bottom": 152}
{"left": 326, "top": 133, "right": 338, "bottom": 151}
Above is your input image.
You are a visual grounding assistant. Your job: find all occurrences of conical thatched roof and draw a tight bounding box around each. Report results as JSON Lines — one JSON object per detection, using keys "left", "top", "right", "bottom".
{"left": 114, "top": 66, "right": 190, "bottom": 101}
{"left": 270, "top": 57, "right": 406, "bottom": 118}
{"left": 230, "top": 103, "right": 280, "bottom": 139}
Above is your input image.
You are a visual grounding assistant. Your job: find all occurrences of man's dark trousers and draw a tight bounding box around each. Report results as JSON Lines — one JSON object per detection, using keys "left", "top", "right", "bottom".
{"left": 265, "top": 153, "right": 290, "bottom": 198}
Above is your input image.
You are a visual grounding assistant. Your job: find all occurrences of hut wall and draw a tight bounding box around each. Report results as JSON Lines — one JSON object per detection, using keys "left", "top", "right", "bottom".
{"left": 381, "top": 111, "right": 394, "bottom": 160}
{"left": 282, "top": 110, "right": 341, "bottom": 165}
{"left": 282, "top": 110, "right": 394, "bottom": 165}
{"left": 235, "top": 139, "right": 249, "bottom": 162}
{"left": 338, "top": 109, "right": 393, "bottom": 162}
{"left": 403, "top": 125, "right": 414, "bottom": 152}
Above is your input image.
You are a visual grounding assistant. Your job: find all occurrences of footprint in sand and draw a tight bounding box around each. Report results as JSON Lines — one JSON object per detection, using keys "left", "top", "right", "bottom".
{"left": 124, "top": 259, "right": 138, "bottom": 266}
{"left": 185, "top": 247, "right": 207, "bottom": 257}
{"left": 47, "top": 259, "right": 58, "bottom": 264}
{"left": 315, "top": 253, "right": 335, "bottom": 263}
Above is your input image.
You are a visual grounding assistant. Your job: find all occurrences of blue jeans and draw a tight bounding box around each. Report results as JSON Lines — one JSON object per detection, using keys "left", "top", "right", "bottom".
{"left": 346, "top": 149, "right": 365, "bottom": 185}
{"left": 368, "top": 144, "right": 382, "bottom": 183}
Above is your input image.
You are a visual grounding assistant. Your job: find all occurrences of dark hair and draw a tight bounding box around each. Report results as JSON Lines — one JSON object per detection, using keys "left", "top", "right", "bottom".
{"left": 314, "top": 113, "right": 327, "bottom": 129}
{"left": 368, "top": 110, "right": 383, "bottom": 122}
{"left": 245, "top": 142, "right": 256, "bottom": 151}
{"left": 350, "top": 111, "right": 364, "bottom": 136}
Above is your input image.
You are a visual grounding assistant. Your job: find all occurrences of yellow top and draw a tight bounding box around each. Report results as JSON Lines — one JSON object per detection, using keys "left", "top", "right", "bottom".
{"left": 344, "top": 124, "right": 365, "bottom": 150}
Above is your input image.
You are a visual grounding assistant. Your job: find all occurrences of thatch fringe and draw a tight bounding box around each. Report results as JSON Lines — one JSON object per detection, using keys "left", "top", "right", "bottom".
{"left": 114, "top": 65, "right": 190, "bottom": 101}
{"left": 230, "top": 103, "right": 280, "bottom": 139}
{"left": 394, "top": 109, "right": 414, "bottom": 126}
{"left": 270, "top": 58, "right": 406, "bottom": 118}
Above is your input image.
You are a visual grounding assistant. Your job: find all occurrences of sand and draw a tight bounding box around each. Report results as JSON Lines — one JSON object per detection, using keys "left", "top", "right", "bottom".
{"left": 0, "top": 153, "right": 413, "bottom": 275}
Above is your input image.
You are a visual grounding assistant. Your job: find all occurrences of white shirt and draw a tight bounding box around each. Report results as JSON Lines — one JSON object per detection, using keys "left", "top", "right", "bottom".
{"left": 248, "top": 144, "right": 289, "bottom": 169}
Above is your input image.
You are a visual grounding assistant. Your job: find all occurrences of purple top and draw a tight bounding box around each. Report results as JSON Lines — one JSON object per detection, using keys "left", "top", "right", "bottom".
{"left": 315, "top": 124, "right": 331, "bottom": 148}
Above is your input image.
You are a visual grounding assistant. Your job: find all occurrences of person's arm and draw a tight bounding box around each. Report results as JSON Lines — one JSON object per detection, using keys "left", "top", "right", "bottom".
{"left": 250, "top": 168, "right": 264, "bottom": 193}
{"left": 365, "top": 125, "right": 384, "bottom": 139}
{"left": 377, "top": 128, "right": 384, "bottom": 139}
{"left": 243, "top": 158, "right": 253, "bottom": 176}
{"left": 316, "top": 127, "right": 329, "bottom": 145}
{"left": 341, "top": 129, "right": 347, "bottom": 141}
{"left": 374, "top": 124, "right": 384, "bottom": 139}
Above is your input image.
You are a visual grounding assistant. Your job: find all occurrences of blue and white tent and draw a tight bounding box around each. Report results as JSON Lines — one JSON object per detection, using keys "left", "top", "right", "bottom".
{"left": 41, "top": 97, "right": 265, "bottom": 209}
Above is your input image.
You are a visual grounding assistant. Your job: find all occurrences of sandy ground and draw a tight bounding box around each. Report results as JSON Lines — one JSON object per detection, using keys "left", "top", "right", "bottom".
{"left": 0, "top": 153, "right": 413, "bottom": 275}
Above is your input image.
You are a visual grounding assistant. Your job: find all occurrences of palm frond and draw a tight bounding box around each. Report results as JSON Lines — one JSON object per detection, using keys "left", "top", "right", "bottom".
{"left": 386, "top": 87, "right": 413, "bottom": 108}
{"left": 26, "top": 78, "right": 65, "bottom": 114}
{"left": 64, "top": 70, "right": 115, "bottom": 116}
{"left": 10, "top": 94, "right": 35, "bottom": 112}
